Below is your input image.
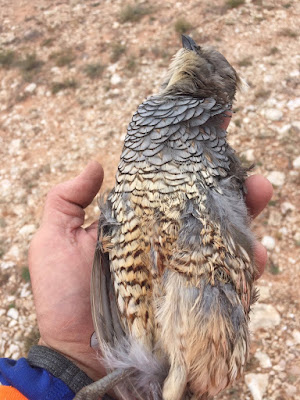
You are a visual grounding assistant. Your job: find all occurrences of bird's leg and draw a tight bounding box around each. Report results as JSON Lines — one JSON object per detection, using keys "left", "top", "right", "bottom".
{"left": 74, "top": 368, "right": 132, "bottom": 400}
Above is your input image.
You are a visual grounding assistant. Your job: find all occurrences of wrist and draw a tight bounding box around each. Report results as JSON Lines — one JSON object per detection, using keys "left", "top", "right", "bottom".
{"left": 38, "top": 338, "right": 104, "bottom": 382}
{"left": 28, "top": 344, "right": 94, "bottom": 393}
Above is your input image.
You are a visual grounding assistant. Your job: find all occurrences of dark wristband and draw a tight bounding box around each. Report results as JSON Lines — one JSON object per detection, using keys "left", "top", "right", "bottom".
{"left": 28, "top": 345, "right": 115, "bottom": 399}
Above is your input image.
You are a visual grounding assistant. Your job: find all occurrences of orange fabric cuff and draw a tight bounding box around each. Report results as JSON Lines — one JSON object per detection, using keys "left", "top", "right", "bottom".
{"left": 0, "top": 386, "right": 28, "bottom": 400}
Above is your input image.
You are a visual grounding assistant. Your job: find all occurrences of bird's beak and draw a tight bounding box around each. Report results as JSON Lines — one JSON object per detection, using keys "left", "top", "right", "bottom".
{"left": 181, "top": 35, "right": 198, "bottom": 52}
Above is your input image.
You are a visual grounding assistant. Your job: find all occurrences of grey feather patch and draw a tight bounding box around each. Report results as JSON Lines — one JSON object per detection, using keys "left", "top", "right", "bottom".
{"left": 100, "top": 338, "right": 168, "bottom": 400}
{"left": 207, "top": 179, "right": 255, "bottom": 259}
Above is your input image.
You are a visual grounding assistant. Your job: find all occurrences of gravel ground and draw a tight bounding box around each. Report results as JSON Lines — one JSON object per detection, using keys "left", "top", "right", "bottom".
{"left": 0, "top": 1, "right": 299, "bottom": 399}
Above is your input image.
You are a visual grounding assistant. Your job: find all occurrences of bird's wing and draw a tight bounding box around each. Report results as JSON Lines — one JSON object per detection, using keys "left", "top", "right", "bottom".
{"left": 91, "top": 218, "right": 126, "bottom": 350}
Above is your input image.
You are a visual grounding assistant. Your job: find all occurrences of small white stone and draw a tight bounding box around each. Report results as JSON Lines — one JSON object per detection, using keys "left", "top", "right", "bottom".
{"left": 292, "top": 156, "right": 300, "bottom": 169}
{"left": 6, "top": 244, "right": 20, "bottom": 259}
{"left": 281, "top": 202, "right": 295, "bottom": 214}
{"left": 7, "top": 308, "right": 19, "bottom": 320}
{"left": 292, "top": 330, "right": 300, "bottom": 345}
{"left": 25, "top": 83, "right": 37, "bottom": 93}
{"left": 261, "top": 236, "right": 275, "bottom": 251}
{"left": 241, "top": 149, "right": 255, "bottom": 162}
{"left": 267, "top": 171, "right": 285, "bottom": 186}
{"left": 8, "top": 138, "right": 22, "bottom": 155}
{"left": 291, "top": 121, "right": 300, "bottom": 132}
{"left": 257, "top": 286, "right": 270, "bottom": 301}
{"left": 255, "top": 351, "right": 272, "bottom": 368}
{"left": 264, "top": 108, "right": 283, "bottom": 121}
{"left": 245, "top": 373, "right": 269, "bottom": 400}
{"left": 19, "top": 224, "right": 36, "bottom": 236}
{"left": 110, "top": 73, "right": 122, "bottom": 85}
{"left": 284, "top": 383, "right": 297, "bottom": 396}
{"left": 8, "top": 319, "right": 17, "bottom": 328}
{"left": 276, "top": 124, "right": 291, "bottom": 136}
{"left": 112, "top": 21, "right": 119, "bottom": 29}
{"left": 287, "top": 97, "right": 300, "bottom": 110}
{"left": 279, "top": 226, "right": 288, "bottom": 236}
{"left": 250, "top": 303, "right": 281, "bottom": 332}
{"left": 1, "top": 261, "right": 15, "bottom": 270}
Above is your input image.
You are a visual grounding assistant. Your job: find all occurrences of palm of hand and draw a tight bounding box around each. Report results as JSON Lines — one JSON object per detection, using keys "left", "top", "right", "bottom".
{"left": 29, "top": 162, "right": 105, "bottom": 380}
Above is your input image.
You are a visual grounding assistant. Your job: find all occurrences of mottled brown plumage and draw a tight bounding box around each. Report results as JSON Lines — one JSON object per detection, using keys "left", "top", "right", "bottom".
{"left": 75, "top": 35, "right": 257, "bottom": 400}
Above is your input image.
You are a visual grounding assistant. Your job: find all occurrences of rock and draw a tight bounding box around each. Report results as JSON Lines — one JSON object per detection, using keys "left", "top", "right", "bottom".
{"left": 6, "top": 244, "right": 20, "bottom": 259}
{"left": 255, "top": 351, "right": 272, "bottom": 368}
{"left": 284, "top": 383, "right": 297, "bottom": 396}
{"left": 281, "top": 202, "right": 295, "bottom": 214}
{"left": 19, "top": 224, "right": 36, "bottom": 236}
{"left": 261, "top": 236, "right": 275, "bottom": 250}
{"left": 257, "top": 285, "right": 270, "bottom": 301}
{"left": 241, "top": 149, "right": 255, "bottom": 162}
{"left": 294, "top": 231, "right": 300, "bottom": 242}
{"left": 273, "top": 360, "right": 286, "bottom": 371}
{"left": 110, "top": 73, "right": 122, "bottom": 85}
{"left": 267, "top": 171, "right": 285, "bottom": 186}
{"left": 264, "top": 108, "right": 283, "bottom": 121}
{"left": 292, "top": 156, "right": 300, "bottom": 169}
{"left": 291, "top": 121, "right": 300, "bottom": 132}
{"left": 292, "top": 330, "right": 300, "bottom": 345}
{"left": 25, "top": 83, "right": 37, "bottom": 93}
{"left": 5, "top": 344, "right": 20, "bottom": 358}
{"left": 245, "top": 373, "right": 269, "bottom": 400}
{"left": 250, "top": 303, "right": 281, "bottom": 332}
{"left": 1, "top": 261, "right": 15, "bottom": 270}
{"left": 287, "top": 97, "right": 300, "bottom": 110}
{"left": 8, "top": 139, "right": 22, "bottom": 155}
{"left": 7, "top": 308, "right": 19, "bottom": 320}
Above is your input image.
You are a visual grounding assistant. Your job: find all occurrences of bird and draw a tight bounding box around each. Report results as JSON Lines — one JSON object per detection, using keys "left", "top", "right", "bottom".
{"left": 75, "top": 35, "right": 257, "bottom": 400}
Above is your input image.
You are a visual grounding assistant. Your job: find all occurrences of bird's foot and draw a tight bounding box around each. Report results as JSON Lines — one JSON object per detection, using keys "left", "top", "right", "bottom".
{"left": 74, "top": 368, "right": 132, "bottom": 400}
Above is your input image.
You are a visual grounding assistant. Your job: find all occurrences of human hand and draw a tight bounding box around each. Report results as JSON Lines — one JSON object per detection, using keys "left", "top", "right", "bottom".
{"left": 29, "top": 161, "right": 105, "bottom": 381}
{"left": 28, "top": 161, "right": 272, "bottom": 382}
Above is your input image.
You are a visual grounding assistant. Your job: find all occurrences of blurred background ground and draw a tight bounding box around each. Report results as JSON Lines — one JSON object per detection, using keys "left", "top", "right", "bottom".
{"left": 0, "top": 0, "right": 299, "bottom": 399}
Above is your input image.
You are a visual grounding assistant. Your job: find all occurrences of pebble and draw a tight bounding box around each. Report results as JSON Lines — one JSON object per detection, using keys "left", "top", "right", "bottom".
{"left": 287, "top": 97, "right": 300, "bottom": 110}
{"left": 6, "top": 244, "right": 20, "bottom": 259}
{"left": 110, "top": 73, "right": 122, "bottom": 85}
{"left": 241, "top": 149, "right": 255, "bottom": 162}
{"left": 280, "top": 201, "right": 295, "bottom": 214}
{"left": 254, "top": 351, "right": 272, "bottom": 368}
{"left": 5, "top": 344, "right": 20, "bottom": 358}
{"left": 7, "top": 308, "right": 19, "bottom": 320}
{"left": 292, "top": 156, "right": 300, "bottom": 169}
{"left": 292, "top": 330, "right": 300, "bottom": 345}
{"left": 250, "top": 303, "right": 281, "bottom": 332}
{"left": 264, "top": 108, "right": 283, "bottom": 121}
{"left": 1, "top": 261, "right": 15, "bottom": 270}
{"left": 25, "top": 83, "right": 37, "bottom": 93}
{"left": 267, "top": 171, "right": 285, "bottom": 186}
{"left": 261, "top": 236, "right": 275, "bottom": 250}
{"left": 19, "top": 224, "right": 36, "bottom": 236}
{"left": 8, "top": 139, "right": 22, "bottom": 155}
{"left": 245, "top": 373, "right": 269, "bottom": 400}
{"left": 257, "top": 285, "right": 270, "bottom": 301}
{"left": 284, "top": 383, "right": 297, "bottom": 396}
{"left": 291, "top": 121, "right": 300, "bottom": 132}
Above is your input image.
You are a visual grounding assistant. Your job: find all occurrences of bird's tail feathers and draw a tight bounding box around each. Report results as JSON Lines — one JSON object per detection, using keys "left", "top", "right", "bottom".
{"left": 100, "top": 338, "right": 168, "bottom": 400}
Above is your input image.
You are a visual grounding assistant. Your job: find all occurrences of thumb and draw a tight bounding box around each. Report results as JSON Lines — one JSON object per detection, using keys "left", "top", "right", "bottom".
{"left": 42, "top": 161, "right": 104, "bottom": 230}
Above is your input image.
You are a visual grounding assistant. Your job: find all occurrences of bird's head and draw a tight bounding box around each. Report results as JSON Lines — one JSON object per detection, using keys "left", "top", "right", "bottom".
{"left": 162, "top": 35, "right": 245, "bottom": 104}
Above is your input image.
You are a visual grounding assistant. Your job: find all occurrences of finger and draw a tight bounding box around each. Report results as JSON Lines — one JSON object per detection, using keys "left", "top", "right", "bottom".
{"left": 42, "top": 161, "right": 104, "bottom": 228}
{"left": 245, "top": 174, "right": 273, "bottom": 219}
{"left": 254, "top": 241, "right": 268, "bottom": 279}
